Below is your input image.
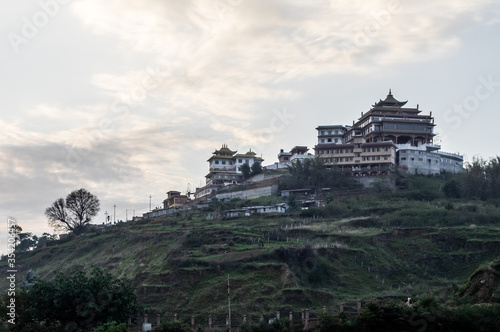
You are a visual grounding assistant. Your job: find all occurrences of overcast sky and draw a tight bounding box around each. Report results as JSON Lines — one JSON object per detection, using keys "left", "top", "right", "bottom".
{"left": 2, "top": 0, "right": 500, "bottom": 246}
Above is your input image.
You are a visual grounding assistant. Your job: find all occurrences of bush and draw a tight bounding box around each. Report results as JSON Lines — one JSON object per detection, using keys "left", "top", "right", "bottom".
{"left": 8, "top": 267, "right": 138, "bottom": 331}
{"left": 93, "top": 321, "right": 129, "bottom": 332}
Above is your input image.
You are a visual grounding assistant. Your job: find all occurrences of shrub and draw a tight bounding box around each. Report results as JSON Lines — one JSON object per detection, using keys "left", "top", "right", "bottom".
{"left": 92, "top": 321, "right": 129, "bottom": 332}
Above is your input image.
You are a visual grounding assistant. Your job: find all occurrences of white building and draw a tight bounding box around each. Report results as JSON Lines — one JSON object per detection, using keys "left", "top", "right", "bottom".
{"left": 195, "top": 144, "right": 264, "bottom": 199}
{"left": 397, "top": 143, "right": 463, "bottom": 174}
{"left": 265, "top": 146, "right": 314, "bottom": 170}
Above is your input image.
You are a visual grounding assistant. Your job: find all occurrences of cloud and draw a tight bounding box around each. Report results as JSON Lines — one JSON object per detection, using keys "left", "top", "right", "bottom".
{"left": 2, "top": 0, "right": 500, "bottom": 250}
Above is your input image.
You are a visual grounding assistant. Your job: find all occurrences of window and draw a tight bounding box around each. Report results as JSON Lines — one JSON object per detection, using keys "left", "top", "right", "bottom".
{"left": 284, "top": 157, "right": 289, "bottom": 160}
{"left": 222, "top": 161, "right": 226, "bottom": 165}
{"left": 362, "top": 148, "right": 366, "bottom": 152}
{"left": 419, "top": 158, "right": 423, "bottom": 161}
{"left": 401, "top": 157, "right": 406, "bottom": 160}
{"left": 238, "top": 159, "right": 242, "bottom": 163}
{"left": 384, "top": 147, "right": 389, "bottom": 151}
{"left": 320, "top": 139, "right": 325, "bottom": 143}
{"left": 355, "top": 153, "right": 360, "bottom": 157}
{"left": 334, "top": 138, "right": 338, "bottom": 143}
{"left": 384, "top": 156, "right": 388, "bottom": 160}
{"left": 327, "top": 138, "right": 332, "bottom": 142}
{"left": 215, "top": 160, "right": 219, "bottom": 164}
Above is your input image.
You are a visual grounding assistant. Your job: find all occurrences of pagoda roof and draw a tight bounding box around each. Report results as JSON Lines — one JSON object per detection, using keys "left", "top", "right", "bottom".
{"left": 373, "top": 89, "right": 408, "bottom": 108}
{"left": 235, "top": 148, "right": 258, "bottom": 158}
{"left": 316, "top": 125, "right": 346, "bottom": 130}
{"left": 212, "top": 144, "right": 237, "bottom": 156}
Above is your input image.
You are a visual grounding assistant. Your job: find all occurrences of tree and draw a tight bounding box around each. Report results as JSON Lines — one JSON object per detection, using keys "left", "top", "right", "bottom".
{"left": 16, "top": 232, "right": 38, "bottom": 252}
{"left": 241, "top": 162, "right": 251, "bottom": 179}
{"left": 443, "top": 178, "right": 461, "bottom": 198}
{"left": 45, "top": 188, "right": 100, "bottom": 234}
{"left": 250, "top": 161, "right": 263, "bottom": 176}
{"left": 9, "top": 224, "right": 22, "bottom": 247}
{"left": 9, "top": 267, "right": 138, "bottom": 331}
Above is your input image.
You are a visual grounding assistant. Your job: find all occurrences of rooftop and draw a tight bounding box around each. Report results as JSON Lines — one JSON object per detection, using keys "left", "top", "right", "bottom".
{"left": 372, "top": 89, "right": 408, "bottom": 108}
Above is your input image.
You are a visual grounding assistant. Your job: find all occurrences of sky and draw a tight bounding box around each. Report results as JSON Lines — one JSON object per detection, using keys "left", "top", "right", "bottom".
{"left": 2, "top": 0, "right": 500, "bottom": 247}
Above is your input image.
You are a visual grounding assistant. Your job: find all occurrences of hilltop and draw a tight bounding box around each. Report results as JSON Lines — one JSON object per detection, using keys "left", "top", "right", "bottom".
{"left": 4, "top": 179, "right": 500, "bottom": 325}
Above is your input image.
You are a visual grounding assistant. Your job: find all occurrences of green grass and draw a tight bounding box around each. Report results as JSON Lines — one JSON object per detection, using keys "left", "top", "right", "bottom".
{"left": 5, "top": 195, "right": 500, "bottom": 319}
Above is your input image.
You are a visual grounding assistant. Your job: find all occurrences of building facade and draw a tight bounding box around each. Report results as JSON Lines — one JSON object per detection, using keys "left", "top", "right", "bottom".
{"left": 195, "top": 144, "right": 264, "bottom": 199}
{"left": 163, "top": 191, "right": 190, "bottom": 209}
{"left": 315, "top": 90, "right": 463, "bottom": 175}
{"left": 397, "top": 144, "right": 463, "bottom": 175}
{"left": 266, "top": 146, "right": 314, "bottom": 170}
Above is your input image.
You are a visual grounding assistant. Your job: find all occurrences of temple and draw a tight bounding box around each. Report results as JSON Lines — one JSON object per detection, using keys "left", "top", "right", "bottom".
{"left": 315, "top": 90, "right": 463, "bottom": 175}
{"left": 195, "top": 144, "right": 264, "bottom": 198}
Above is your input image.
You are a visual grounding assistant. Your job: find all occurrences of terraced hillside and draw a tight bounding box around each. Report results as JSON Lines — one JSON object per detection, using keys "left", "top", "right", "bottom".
{"left": 3, "top": 196, "right": 500, "bottom": 325}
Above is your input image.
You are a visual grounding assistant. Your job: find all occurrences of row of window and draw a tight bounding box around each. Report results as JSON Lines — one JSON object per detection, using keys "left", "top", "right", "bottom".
{"left": 214, "top": 160, "right": 233, "bottom": 165}
{"left": 319, "top": 130, "right": 343, "bottom": 135}
{"left": 400, "top": 150, "right": 425, "bottom": 154}
{"left": 363, "top": 147, "right": 389, "bottom": 152}
{"left": 317, "top": 147, "right": 389, "bottom": 155}
{"left": 401, "top": 157, "right": 438, "bottom": 163}
{"left": 213, "top": 159, "right": 250, "bottom": 165}
{"left": 383, "top": 123, "right": 431, "bottom": 132}
{"left": 319, "top": 138, "right": 340, "bottom": 143}
{"left": 317, "top": 149, "right": 353, "bottom": 155}
{"left": 323, "top": 156, "right": 389, "bottom": 163}
{"left": 214, "top": 174, "right": 242, "bottom": 179}
{"left": 400, "top": 157, "right": 461, "bottom": 166}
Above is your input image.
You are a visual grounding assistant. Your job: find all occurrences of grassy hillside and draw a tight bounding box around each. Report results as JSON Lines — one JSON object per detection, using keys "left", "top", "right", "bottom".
{"left": 3, "top": 190, "right": 500, "bottom": 325}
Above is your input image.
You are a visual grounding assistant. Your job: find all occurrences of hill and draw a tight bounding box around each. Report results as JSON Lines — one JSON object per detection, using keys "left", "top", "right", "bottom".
{"left": 3, "top": 190, "right": 500, "bottom": 326}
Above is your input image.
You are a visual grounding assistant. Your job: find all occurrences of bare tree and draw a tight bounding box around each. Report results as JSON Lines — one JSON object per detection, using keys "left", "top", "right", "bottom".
{"left": 45, "top": 189, "right": 100, "bottom": 234}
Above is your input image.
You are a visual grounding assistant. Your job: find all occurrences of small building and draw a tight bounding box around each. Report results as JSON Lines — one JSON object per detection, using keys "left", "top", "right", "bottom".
{"left": 247, "top": 203, "right": 287, "bottom": 214}
{"left": 266, "top": 146, "right": 314, "bottom": 170}
{"left": 397, "top": 143, "right": 463, "bottom": 174}
{"left": 281, "top": 188, "right": 312, "bottom": 198}
{"left": 163, "top": 190, "right": 190, "bottom": 209}
{"left": 224, "top": 203, "right": 288, "bottom": 218}
{"left": 225, "top": 209, "right": 251, "bottom": 218}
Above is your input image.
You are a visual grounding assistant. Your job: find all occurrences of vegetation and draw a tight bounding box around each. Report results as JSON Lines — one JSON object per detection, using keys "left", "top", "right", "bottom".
{"left": 4, "top": 159, "right": 500, "bottom": 330}
{"left": 251, "top": 161, "right": 263, "bottom": 176}
{"left": 45, "top": 188, "right": 100, "bottom": 234}
{"left": 280, "top": 158, "right": 362, "bottom": 190}
{"left": 1, "top": 267, "right": 138, "bottom": 332}
{"left": 241, "top": 162, "right": 251, "bottom": 179}
{"left": 8, "top": 223, "right": 58, "bottom": 253}
{"left": 313, "top": 297, "right": 500, "bottom": 332}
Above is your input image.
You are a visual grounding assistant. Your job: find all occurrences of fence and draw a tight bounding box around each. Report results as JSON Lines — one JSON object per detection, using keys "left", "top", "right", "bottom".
{"left": 127, "top": 302, "right": 363, "bottom": 331}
